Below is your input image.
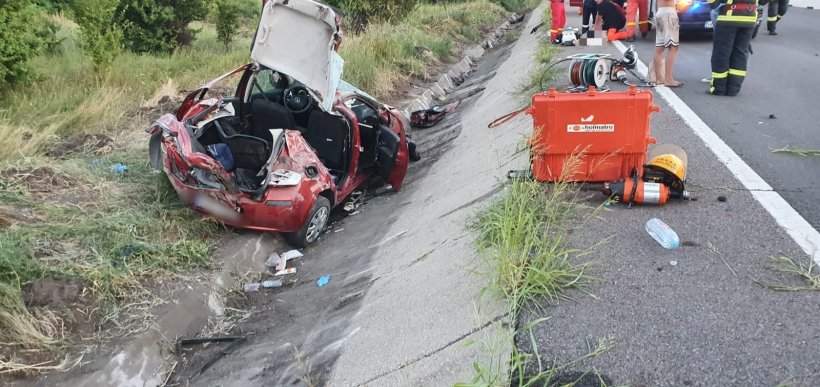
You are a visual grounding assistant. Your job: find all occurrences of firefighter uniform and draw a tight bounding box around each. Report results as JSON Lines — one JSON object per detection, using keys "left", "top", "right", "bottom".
{"left": 550, "top": 0, "right": 567, "bottom": 42}
{"left": 625, "top": 0, "right": 650, "bottom": 38}
{"left": 766, "top": 0, "right": 788, "bottom": 34}
{"left": 709, "top": 0, "right": 758, "bottom": 96}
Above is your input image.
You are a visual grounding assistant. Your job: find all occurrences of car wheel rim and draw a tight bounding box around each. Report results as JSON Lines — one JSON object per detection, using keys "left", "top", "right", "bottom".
{"left": 306, "top": 207, "right": 329, "bottom": 243}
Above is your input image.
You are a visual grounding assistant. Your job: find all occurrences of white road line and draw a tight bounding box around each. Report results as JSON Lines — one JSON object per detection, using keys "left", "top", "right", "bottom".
{"left": 613, "top": 40, "right": 820, "bottom": 264}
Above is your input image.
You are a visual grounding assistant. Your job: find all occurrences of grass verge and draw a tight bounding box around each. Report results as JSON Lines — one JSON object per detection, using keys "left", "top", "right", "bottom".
{"left": 341, "top": 0, "right": 508, "bottom": 99}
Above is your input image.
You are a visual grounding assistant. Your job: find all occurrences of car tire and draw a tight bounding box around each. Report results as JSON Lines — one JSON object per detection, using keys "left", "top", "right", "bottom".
{"left": 285, "top": 196, "right": 331, "bottom": 248}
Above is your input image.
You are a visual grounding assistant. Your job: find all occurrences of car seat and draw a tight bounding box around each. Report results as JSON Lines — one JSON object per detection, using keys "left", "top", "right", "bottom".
{"left": 213, "top": 119, "right": 271, "bottom": 172}
{"left": 249, "top": 98, "right": 296, "bottom": 136}
{"left": 305, "top": 110, "right": 349, "bottom": 173}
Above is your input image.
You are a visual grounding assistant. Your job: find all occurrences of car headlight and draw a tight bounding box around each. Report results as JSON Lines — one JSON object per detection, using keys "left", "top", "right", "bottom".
{"left": 268, "top": 169, "right": 302, "bottom": 187}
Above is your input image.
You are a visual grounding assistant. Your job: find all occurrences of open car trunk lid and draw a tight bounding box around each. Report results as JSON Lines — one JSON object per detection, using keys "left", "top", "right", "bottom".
{"left": 252, "top": 0, "right": 343, "bottom": 111}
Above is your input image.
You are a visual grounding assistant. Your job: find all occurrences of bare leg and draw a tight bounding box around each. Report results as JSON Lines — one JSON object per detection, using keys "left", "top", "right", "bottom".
{"left": 665, "top": 45, "right": 682, "bottom": 86}
{"left": 652, "top": 46, "right": 666, "bottom": 84}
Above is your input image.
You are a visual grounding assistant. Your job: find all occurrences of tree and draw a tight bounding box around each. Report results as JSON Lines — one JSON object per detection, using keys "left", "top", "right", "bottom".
{"left": 215, "top": 0, "right": 242, "bottom": 49}
{"left": 0, "top": 0, "right": 56, "bottom": 87}
{"left": 324, "top": 0, "right": 417, "bottom": 31}
{"left": 116, "top": 0, "right": 209, "bottom": 54}
{"left": 72, "top": 0, "right": 122, "bottom": 68}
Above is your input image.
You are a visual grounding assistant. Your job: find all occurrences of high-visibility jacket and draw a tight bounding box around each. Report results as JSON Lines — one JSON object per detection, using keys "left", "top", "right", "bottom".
{"left": 709, "top": 0, "right": 759, "bottom": 26}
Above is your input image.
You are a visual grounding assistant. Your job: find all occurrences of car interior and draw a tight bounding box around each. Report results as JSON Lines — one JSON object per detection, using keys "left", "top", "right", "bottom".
{"left": 186, "top": 67, "right": 398, "bottom": 193}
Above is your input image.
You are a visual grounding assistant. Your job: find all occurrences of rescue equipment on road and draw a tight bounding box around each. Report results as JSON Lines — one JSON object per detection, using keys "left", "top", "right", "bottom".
{"left": 529, "top": 85, "right": 658, "bottom": 183}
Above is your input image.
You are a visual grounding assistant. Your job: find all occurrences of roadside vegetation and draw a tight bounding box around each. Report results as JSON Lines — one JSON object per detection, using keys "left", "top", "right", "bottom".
{"left": 460, "top": 5, "right": 615, "bottom": 384}
{"left": 0, "top": 0, "right": 529, "bottom": 375}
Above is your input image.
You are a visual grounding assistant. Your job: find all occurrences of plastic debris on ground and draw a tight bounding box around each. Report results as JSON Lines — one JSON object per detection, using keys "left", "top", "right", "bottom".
{"left": 266, "top": 250, "right": 303, "bottom": 272}
{"left": 275, "top": 268, "right": 297, "bottom": 276}
{"left": 111, "top": 163, "right": 128, "bottom": 174}
{"left": 262, "top": 279, "right": 283, "bottom": 289}
{"left": 316, "top": 275, "right": 331, "bottom": 287}
{"left": 670, "top": 260, "right": 679, "bottom": 267}
{"left": 343, "top": 191, "right": 365, "bottom": 212}
{"left": 645, "top": 218, "right": 681, "bottom": 250}
{"left": 244, "top": 283, "right": 262, "bottom": 293}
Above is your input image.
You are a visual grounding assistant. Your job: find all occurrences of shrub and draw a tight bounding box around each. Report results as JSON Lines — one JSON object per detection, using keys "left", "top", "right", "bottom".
{"left": 325, "top": 0, "right": 417, "bottom": 31}
{"left": 72, "top": 0, "right": 122, "bottom": 68}
{"left": 116, "top": 0, "right": 209, "bottom": 53}
{"left": 214, "top": 0, "right": 243, "bottom": 49}
{"left": 0, "top": 1, "right": 56, "bottom": 87}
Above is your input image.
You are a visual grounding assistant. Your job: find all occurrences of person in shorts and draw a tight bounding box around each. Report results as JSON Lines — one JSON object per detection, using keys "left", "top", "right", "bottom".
{"left": 651, "top": 2, "right": 682, "bottom": 87}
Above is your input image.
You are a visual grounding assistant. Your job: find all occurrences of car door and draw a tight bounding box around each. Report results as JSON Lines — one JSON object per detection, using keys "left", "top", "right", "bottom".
{"left": 379, "top": 107, "right": 409, "bottom": 191}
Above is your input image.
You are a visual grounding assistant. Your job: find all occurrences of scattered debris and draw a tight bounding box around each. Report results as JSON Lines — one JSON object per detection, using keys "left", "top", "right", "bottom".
{"left": 243, "top": 283, "right": 262, "bottom": 293}
{"left": 717, "top": 195, "right": 728, "bottom": 202}
{"left": 266, "top": 249, "right": 303, "bottom": 272}
{"left": 275, "top": 268, "right": 297, "bottom": 276}
{"left": 262, "top": 279, "right": 283, "bottom": 289}
{"left": 333, "top": 228, "right": 345, "bottom": 233}
{"left": 670, "top": 260, "right": 678, "bottom": 267}
{"left": 177, "top": 335, "right": 245, "bottom": 349}
{"left": 410, "top": 101, "right": 461, "bottom": 129}
{"left": 645, "top": 218, "right": 681, "bottom": 250}
{"left": 316, "top": 275, "right": 331, "bottom": 288}
{"left": 768, "top": 114, "right": 777, "bottom": 119}
{"left": 343, "top": 191, "right": 365, "bottom": 212}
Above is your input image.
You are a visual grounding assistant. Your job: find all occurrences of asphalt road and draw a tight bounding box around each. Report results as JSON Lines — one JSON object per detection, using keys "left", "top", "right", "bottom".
{"left": 516, "top": 8, "right": 820, "bottom": 386}
{"left": 630, "top": 6, "right": 820, "bottom": 230}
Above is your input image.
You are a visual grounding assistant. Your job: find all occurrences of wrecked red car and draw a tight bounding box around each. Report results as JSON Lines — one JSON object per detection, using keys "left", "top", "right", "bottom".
{"left": 147, "top": 0, "right": 410, "bottom": 247}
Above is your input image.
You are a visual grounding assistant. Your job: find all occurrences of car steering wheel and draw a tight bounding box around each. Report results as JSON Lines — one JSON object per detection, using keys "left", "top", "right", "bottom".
{"left": 283, "top": 86, "right": 313, "bottom": 114}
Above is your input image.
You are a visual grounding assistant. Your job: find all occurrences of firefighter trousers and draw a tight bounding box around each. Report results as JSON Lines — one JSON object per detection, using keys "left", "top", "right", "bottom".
{"left": 768, "top": 0, "right": 789, "bottom": 32}
{"left": 581, "top": 2, "right": 597, "bottom": 37}
{"left": 710, "top": 24, "right": 753, "bottom": 96}
{"left": 625, "top": 0, "right": 650, "bottom": 38}
{"left": 550, "top": 0, "right": 567, "bottom": 41}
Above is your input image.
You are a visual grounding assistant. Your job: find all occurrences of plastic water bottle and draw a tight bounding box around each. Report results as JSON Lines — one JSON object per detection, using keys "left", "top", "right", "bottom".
{"left": 111, "top": 163, "right": 128, "bottom": 174}
{"left": 645, "top": 218, "right": 680, "bottom": 249}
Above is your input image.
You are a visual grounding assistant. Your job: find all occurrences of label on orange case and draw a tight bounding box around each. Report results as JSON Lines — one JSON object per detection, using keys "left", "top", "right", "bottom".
{"left": 567, "top": 124, "right": 615, "bottom": 133}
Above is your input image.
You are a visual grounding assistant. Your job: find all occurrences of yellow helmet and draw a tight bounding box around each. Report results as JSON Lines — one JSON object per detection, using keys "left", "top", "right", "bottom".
{"left": 646, "top": 144, "right": 687, "bottom": 182}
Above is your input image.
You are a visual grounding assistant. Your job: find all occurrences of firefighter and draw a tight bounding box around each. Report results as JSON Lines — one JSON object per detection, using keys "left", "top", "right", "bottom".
{"left": 581, "top": 0, "right": 598, "bottom": 38}
{"left": 625, "top": 0, "right": 650, "bottom": 39}
{"left": 766, "top": 0, "right": 788, "bottom": 35}
{"left": 708, "top": 0, "right": 758, "bottom": 96}
{"left": 550, "top": 0, "right": 567, "bottom": 43}
{"left": 595, "top": 0, "right": 630, "bottom": 41}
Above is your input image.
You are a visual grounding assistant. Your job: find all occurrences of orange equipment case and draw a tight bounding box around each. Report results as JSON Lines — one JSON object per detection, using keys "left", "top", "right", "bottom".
{"left": 529, "top": 86, "right": 658, "bottom": 183}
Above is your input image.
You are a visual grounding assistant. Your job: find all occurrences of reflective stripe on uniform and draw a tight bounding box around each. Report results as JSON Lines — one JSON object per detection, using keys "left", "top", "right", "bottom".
{"left": 729, "top": 68, "right": 747, "bottom": 77}
{"left": 627, "top": 22, "right": 637, "bottom": 26}
{"left": 768, "top": 16, "right": 778, "bottom": 21}
{"left": 717, "top": 15, "right": 758, "bottom": 23}
{"left": 712, "top": 71, "right": 729, "bottom": 79}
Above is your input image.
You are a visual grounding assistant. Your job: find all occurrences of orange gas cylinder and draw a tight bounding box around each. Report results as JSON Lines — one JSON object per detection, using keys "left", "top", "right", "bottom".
{"left": 529, "top": 86, "right": 659, "bottom": 183}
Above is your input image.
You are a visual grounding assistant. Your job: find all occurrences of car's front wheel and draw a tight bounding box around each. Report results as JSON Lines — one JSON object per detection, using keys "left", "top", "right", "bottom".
{"left": 284, "top": 196, "right": 331, "bottom": 248}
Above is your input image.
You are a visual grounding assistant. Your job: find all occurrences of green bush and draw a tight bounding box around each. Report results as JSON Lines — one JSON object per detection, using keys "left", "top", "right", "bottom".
{"left": 325, "top": 0, "right": 417, "bottom": 31}
{"left": 0, "top": 1, "right": 56, "bottom": 88}
{"left": 214, "top": 0, "right": 243, "bottom": 49}
{"left": 72, "top": 0, "right": 122, "bottom": 68}
{"left": 116, "top": 0, "right": 209, "bottom": 53}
